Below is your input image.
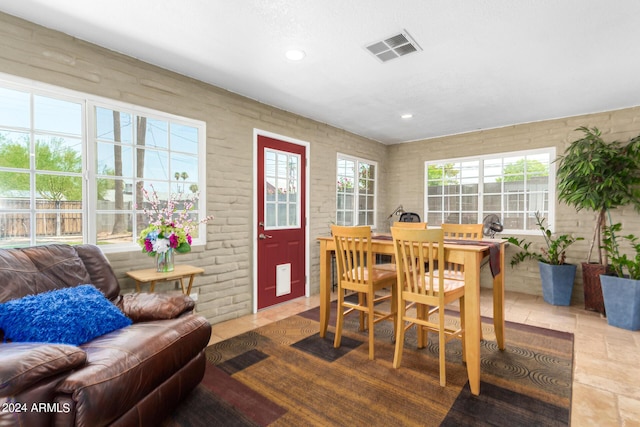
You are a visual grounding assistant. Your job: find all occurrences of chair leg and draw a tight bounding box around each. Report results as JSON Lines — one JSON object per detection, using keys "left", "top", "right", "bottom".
{"left": 439, "top": 306, "right": 447, "bottom": 387}
{"left": 358, "top": 292, "right": 365, "bottom": 331}
{"left": 393, "top": 298, "right": 406, "bottom": 368}
{"left": 460, "top": 296, "right": 466, "bottom": 363}
{"left": 367, "top": 291, "right": 375, "bottom": 360}
{"left": 334, "top": 288, "right": 345, "bottom": 349}
{"left": 390, "top": 287, "right": 397, "bottom": 340}
{"left": 417, "top": 304, "right": 427, "bottom": 349}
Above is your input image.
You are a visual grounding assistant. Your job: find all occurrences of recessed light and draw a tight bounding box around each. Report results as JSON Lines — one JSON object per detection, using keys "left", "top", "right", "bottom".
{"left": 401, "top": 113, "right": 413, "bottom": 119}
{"left": 285, "top": 49, "right": 306, "bottom": 61}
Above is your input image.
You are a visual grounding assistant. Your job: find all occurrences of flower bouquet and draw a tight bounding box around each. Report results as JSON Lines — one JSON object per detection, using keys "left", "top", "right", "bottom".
{"left": 137, "top": 185, "right": 212, "bottom": 272}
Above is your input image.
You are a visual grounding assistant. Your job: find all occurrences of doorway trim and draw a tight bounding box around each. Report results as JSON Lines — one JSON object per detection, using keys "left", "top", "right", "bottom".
{"left": 252, "top": 129, "right": 310, "bottom": 313}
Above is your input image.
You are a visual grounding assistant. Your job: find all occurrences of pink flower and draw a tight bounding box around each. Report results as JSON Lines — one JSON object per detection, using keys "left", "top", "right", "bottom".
{"left": 169, "top": 233, "right": 179, "bottom": 248}
{"left": 144, "top": 239, "right": 153, "bottom": 252}
{"left": 187, "top": 234, "right": 192, "bottom": 245}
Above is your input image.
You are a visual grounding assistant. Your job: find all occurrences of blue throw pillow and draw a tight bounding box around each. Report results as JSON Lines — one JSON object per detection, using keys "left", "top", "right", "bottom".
{"left": 0, "top": 284, "right": 132, "bottom": 346}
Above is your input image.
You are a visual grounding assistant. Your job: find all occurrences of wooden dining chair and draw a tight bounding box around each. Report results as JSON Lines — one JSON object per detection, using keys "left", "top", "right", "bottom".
{"left": 375, "top": 221, "right": 427, "bottom": 271}
{"left": 331, "top": 225, "right": 397, "bottom": 360}
{"left": 439, "top": 223, "right": 486, "bottom": 340}
{"left": 438, "top": 223, "right": 483, "bottom": 280}
{"left": 390, "top": 226, "right": 466, "bottom": 387}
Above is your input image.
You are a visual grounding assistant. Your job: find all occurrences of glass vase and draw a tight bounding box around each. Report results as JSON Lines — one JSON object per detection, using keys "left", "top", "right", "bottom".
{"left": 156, "top": 248, "right": 175, "bottom": 273}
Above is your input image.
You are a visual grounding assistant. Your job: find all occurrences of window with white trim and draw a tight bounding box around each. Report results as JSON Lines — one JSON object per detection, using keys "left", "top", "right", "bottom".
{"left": 0, "top": 75, "right": 207, "bottom": 251}
{"left": 424, "top": 148, "right": 555, "bottom": 232}
{"left": 336, "top": 154, "right": 377, "bottom": 227}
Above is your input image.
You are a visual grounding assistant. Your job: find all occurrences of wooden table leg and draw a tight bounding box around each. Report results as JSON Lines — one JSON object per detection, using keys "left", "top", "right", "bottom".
{"left": 319, "top": 240, "right": 331, "bottom": 338}
{"left": 493, "top": 242, "right": 506, "bottom": 350}
{"left": 464, "top": 251, "right": 483, "bottom": 396}
{"left": 186, "top": 274, "right": 195, "bottom": 296}
{"left": 135, "top": 281, "right": 141, "bottom": 292}
{"left": 150, "top": 281, "right": 156, "bottom": 292}
{"left": 178, "top": 277, "right": 186, "bottom": 294}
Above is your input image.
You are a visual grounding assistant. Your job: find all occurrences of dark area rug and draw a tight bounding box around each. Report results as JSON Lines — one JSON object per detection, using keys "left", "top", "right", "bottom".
{"left": 163, "top": 302, "right": 573, "bottom": 426}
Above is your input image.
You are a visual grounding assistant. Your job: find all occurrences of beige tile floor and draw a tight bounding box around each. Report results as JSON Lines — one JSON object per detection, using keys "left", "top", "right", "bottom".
{"left": 209, "top": 288, "right": 640, "bottom": 426}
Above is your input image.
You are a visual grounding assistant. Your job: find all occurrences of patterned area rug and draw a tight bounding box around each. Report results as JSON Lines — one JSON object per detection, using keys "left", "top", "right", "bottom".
{"left": 162, "top": 302, "right": 573, "bottom": 426}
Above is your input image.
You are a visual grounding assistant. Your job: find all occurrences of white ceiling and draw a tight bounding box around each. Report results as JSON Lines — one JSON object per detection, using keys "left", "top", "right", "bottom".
{"left": 1, "top": 0, "right": 639, "bottom": 144}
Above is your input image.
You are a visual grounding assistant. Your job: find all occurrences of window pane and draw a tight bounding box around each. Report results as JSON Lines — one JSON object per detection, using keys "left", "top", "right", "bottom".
{"left": 96, "top": 213, "right": 132, "bottom": 245}
{"left": 35, "top": 136, "right": 82, "bottom": 173}
{"left": 96, "top": 107, "right": 133, "bottom": 144}
{"left": 34, "top": 95, "right": 81, "bottom": 135}
{"left": 171, "top": 153, "right": 198, "bottom": 190}
{"left": 171, "top": 124, "right": 199, "bottom": 154}
{"left": 97, "top": 178, "right": 133, "bottom": 209}
{"left": 35, "top": 174, "right": 82, "bottom": 202}
{"left": 427, "top": 212, "right": 443, "bottom": 226}
{"left": 34, "top": 209, "right": 82, "bottom": 245}
{"left": 97, "top": 142, "right": 134, "bottom": 176}
{"left": 0, "top": 87, "right": 30, "bottom": 128}
{"left": 0, "top": 173, "right": 30, "bottom": 204}
{"left": 143, "top": 118, "right": 168, "bottom": 149}
{"left": 0, "top": 212, "right": 31, "bottom": 248}
{"left": 0, "top": 133, "right": 30, "bottom": 169}
{"left": 138, "top": 149, "right": 169, "bottom": 180}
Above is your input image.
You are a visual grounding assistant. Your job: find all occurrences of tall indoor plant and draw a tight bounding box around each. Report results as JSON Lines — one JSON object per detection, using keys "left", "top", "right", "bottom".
{"left": 505, "top": 212, "right": 583, "bottom": 306}
{"left": 600, "top": 223, "right": 640, "bottom": 330}
{"left": 555, "top": 126, "right": 640, "bottom": 312}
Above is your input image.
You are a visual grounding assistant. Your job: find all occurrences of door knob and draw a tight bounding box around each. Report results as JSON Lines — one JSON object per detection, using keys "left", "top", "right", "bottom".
{"left": 259, "top": 233, "right": 273, "bottom": 239}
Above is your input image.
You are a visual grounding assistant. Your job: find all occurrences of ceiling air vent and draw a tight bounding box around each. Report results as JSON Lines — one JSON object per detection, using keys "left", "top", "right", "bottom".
{"left": 365, "top": 30, "right": 422, "bottom": 63}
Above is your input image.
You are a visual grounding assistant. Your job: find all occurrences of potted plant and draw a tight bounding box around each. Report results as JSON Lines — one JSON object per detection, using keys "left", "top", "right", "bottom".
{"left": 504, "top": 212, "right": 583, "bottom": 306}
{"left": 599, "top": 223, "right": 640, "bottom": 330}
{"left": 555, "top": 126, "right": 640, "bottom": 313}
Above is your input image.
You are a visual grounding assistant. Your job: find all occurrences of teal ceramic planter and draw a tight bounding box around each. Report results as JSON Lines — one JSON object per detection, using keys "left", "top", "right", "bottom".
{"left": 600, "top": 275, "right": 640, "bottom": 331}
{"left": 538, "top": 262, "right": 576, "bottom": 306}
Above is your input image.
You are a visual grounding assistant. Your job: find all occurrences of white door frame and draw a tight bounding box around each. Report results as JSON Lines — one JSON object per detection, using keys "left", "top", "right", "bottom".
{"left": 252, "top": 129, "right": 310, "bottom": 313}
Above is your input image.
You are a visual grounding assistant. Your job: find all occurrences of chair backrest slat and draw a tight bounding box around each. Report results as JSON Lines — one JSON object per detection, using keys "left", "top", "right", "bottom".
{"left": 332, "top": 225, "right": 372, "bottom": 285}
{"left": 441, "top": 223, "right": 483, "bottom": 241}
{"left": 392, "top": 221, "right": 427, "bottom": 229}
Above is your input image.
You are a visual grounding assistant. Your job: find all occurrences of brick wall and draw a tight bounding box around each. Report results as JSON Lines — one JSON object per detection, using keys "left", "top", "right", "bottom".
{"left": 1, "top": 11, "right": 639, "bottom": 320}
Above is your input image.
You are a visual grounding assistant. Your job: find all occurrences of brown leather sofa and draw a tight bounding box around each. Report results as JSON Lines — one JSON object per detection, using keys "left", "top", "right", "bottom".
{"left": 0, "top": 244, "right": 212, "bottom": 427}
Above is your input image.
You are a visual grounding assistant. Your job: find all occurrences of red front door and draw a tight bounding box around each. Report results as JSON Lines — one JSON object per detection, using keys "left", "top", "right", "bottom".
{"left": 257, "top": 135, "right": 306, "bottom": 309}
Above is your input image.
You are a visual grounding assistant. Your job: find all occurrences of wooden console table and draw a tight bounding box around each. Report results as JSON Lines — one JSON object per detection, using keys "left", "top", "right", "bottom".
{"left": 126, "top": 264, "right": 204, "bottom": 295}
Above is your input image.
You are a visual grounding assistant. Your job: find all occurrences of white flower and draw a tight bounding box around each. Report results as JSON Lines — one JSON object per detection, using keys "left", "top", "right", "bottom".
{"left": 153, "top": 238, "right": 171, "bottom": 254}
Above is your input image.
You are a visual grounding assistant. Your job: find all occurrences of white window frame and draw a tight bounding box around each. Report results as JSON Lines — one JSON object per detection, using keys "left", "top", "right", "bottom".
{"left": 0, "top": 73, "right": 208, "bottom": 253}
{"left": 424, "top": 147, "right": 556, "bottom": 235}
{"left": 336, "top": 153, "right": 377, "bottom": 228}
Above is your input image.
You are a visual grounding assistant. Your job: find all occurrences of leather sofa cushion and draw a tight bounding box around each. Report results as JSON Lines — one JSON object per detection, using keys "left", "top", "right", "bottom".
{"left": 56, "top": 314, "right": 211, "bottom": 426}
{"left": 74, "top": 244, "right": 121, "bottom": 300}
{"left": 0, "top": 245, "right": 91, "bottom": 303}
{"left": 114, "top": 292, "right": 195, "bottom": 322}
{"left": 0, "top": 343, "right": 86, "bottom": 396}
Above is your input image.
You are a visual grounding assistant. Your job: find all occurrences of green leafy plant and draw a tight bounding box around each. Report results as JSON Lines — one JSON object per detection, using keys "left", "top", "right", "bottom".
{"left": 602, "top": 223, "right": 640, "bottom": 280}
{"left": 555, "top": 126, "right": 640, "bottom": 265}
{"left": 504, "top": 212, "right": 584, "bottom": 266}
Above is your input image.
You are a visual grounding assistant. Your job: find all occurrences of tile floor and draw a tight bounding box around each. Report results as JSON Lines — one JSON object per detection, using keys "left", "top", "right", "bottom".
{"left": 209, "top": 288, "right": 640, "bottom": 426}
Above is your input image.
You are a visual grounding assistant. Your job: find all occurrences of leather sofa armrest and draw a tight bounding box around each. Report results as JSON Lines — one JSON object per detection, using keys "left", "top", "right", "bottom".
{"left": 0, "top": 343, "right": 86, "bottom": 396}
{"left": 114, "top": 292, "right": 195, "bottom": 323}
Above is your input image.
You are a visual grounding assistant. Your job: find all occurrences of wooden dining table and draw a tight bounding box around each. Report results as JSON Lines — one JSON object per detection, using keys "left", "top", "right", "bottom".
{"left": 317, "top": 233, "right": 506, "bottom": 396}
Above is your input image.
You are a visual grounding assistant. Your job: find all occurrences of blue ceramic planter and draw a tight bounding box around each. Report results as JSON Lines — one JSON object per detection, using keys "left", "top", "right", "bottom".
{"left": 538, "top": 262, "right": 576, "bottom": 306}
{"left": 600, "top": 275, "right": 640, "bottom": 331}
